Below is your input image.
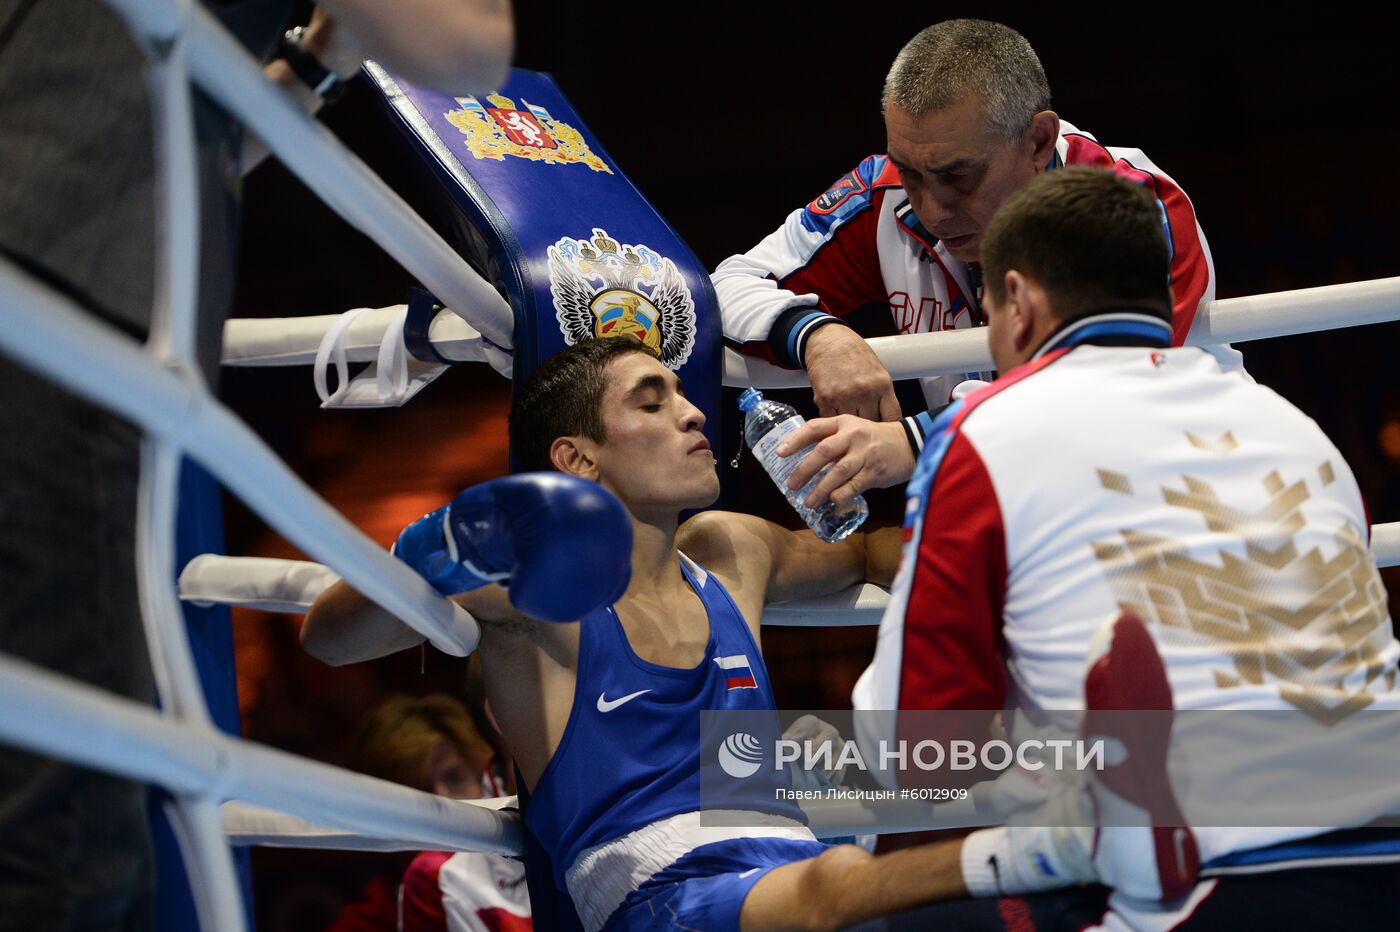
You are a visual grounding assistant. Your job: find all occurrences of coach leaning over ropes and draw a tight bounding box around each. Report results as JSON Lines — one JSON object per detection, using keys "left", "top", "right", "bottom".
{"left": 713, "top": 18, "right": 1240, "bottom": 434}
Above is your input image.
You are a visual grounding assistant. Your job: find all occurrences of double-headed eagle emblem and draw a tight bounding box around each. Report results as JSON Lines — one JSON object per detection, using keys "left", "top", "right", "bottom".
{"left": 548, "top": 228, "right": 697, "bottom": 370}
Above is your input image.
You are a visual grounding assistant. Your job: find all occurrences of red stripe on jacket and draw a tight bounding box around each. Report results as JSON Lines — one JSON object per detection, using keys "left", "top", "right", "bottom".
{"left": 897, "top": 430, "right": 1009, "bottom": 715}
{"left": 1064, "top": 135, "right": 1210, "bottom": 347}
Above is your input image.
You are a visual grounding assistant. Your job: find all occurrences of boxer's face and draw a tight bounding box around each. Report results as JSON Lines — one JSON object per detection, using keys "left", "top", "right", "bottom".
{"left": 589, "top": 353, "right": 720, "bottom": 515}
{"left": 885, "top": 97, "right": 1058, "bottom": 264}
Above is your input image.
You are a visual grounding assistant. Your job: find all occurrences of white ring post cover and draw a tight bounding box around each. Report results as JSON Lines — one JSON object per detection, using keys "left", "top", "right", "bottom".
{"left": 178, "top": 555, "right": 342, "bottom": 614}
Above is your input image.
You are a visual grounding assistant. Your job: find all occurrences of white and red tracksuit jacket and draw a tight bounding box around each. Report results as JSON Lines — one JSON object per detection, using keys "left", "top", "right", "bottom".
{"left": 712, "top": 121, "right": 1236, "bottom": 410}
{"left": 398, "top": 768, "right": 531, "bottom": 932}
{"left": 853, "top": 314, "right": 1400, "bottom": 898}
{"left": 400, "top": 849, "right": 531, "bottom": 932}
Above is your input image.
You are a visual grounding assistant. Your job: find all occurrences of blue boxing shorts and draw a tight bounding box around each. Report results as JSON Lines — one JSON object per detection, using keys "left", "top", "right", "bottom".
{"left": 603, "top": 836, "right": 830, "bottom": 931}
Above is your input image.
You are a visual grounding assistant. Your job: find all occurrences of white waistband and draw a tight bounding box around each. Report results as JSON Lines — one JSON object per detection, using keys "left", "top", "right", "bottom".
{"left": 564, "top": 810, "right": 816, "bottom": 932}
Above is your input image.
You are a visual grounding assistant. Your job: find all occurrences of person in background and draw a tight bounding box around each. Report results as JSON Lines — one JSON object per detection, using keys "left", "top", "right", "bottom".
{"left": 327, "top": 676, "right": 531, "bottom": 932}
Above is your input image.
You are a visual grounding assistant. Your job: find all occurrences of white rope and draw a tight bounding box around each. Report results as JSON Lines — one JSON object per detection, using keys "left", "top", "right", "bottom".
{"left": 179, "top": 555, "right": 342, "bottom": 614}
{"left": 224, "top": 306, "right": 513, "bottom": 372}
{"left": 722, "top": 277, "right": 1400, "bottom": 388}
{"left": 180, "top": 522, "right": 1400, "bottom": 630}
{"left": 218, "top": 275, "right": 1400, "bottom": 390}
{"left": 1373, "top": 522, "right": 1400, "bottom": 570}
{"left": 216, "top": 795, "right": 956, "bottom": 848}
{"left": 222, "top": 797, "right": 519, "bottom": 852}
{"left": 0, "top": 652, "right": 524, "bottom": 857}
{"left": 0, "top": 258, "right": 481, "bottom": 659}
{"left": 1188, "top": 277, "right": 1400, "bottom": 344}
{"left": 761, "top": 583, "right": 891, "bottom": 628}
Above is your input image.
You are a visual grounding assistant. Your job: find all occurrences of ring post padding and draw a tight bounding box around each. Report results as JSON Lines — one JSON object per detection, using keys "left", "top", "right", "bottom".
{"left": 365, "top": 66, "right": 723, "bottom": 464}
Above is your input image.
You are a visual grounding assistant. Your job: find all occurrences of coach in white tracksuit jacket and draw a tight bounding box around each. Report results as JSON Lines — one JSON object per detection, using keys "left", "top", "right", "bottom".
{"left": 785, "top": 166, "right": 1400, "bottom": 929}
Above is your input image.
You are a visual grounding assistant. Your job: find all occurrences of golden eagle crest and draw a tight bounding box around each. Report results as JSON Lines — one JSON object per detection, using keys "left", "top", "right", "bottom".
{"left": 443, "top": 92, "right": 611, "bottom": 173}
{"left": 548, "top": 228, "right": 697, "bottom": 370}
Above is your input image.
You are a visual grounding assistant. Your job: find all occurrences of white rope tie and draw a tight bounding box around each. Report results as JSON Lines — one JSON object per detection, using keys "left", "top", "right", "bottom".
{"left": 314, "top": 305, "right": 449, "bottom": 409}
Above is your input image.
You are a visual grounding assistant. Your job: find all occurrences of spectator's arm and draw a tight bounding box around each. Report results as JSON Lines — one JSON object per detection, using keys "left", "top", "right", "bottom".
{"left": 244, "top": 6, "right": 362, "bottom": 174}
{"left": 321, "top": 0, "right": 513, "bottom": 95}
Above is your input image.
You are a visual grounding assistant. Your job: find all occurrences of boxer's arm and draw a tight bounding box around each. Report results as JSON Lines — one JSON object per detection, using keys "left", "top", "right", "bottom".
{"left": 759, "top": 521, "right": 903, "bottom": 603}
{"left": 861, "top": 524, "right": 903, "bottom": 589}
{"left": 303, "top": 473, "right": 629, "bottom": 664}
{"left": 300, "top": 579, "right": 420, "bottom": 665}
{"left": 679, "top": 512, "right": 900, "bottom": 606}
{"left": 301, "top": 580, "right": 512, "bottom": 667}
{"left": 741, "top": 840, "right": 969, "bottom": 931}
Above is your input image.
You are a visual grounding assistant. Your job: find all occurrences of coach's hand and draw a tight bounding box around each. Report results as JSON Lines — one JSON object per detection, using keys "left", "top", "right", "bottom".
{"left": 776, "top": 416, "right": 914, "bottom": 507}
{"left": 804, "top": 325, "right": 902, "bottom": 422}
{"left": 395, "top": 473, "right": 632, "bottom": 622}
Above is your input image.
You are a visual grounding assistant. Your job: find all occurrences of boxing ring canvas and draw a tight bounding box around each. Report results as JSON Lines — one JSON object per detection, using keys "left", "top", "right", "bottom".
{"left": 0, "top": 2, "right": 1399, "bottom": 930}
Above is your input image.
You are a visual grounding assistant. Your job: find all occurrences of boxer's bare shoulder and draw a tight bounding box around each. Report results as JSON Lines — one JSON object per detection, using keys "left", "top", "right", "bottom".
{"left": 677, "top": 510, "right": 892, "bottom": 632}
{"left": 678, "top": 508, "right": 778, "bottom": 569}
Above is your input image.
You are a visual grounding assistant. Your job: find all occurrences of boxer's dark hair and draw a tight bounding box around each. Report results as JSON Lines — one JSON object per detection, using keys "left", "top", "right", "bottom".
{"left": 510, "top": 337, "right": 660, "bottom": 472}
{"left": 981, "top": 167, "right": 1173, "bottom": 324}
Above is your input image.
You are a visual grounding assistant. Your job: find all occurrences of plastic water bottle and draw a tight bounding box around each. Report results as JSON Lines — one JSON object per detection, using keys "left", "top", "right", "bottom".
{"left": 737, "top": 388, "right": 868, "bottom": 542}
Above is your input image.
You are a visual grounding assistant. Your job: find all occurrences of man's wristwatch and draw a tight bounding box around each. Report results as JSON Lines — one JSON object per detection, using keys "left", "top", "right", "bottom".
{"left": 277, "top": 25, "right": 349, "bottom": 102}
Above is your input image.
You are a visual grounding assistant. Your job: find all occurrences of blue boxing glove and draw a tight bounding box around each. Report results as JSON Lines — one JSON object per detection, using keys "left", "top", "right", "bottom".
{"left": 394, "top": 473, "right": 632, "bottom": 623}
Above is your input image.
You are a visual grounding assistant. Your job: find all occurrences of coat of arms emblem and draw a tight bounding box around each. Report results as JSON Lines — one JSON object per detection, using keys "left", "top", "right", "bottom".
{"left": 548, "top": 228, "right": 697, "bottom": 370}
{"left": 444, "top": 93, "right": 611, "bottom": 173}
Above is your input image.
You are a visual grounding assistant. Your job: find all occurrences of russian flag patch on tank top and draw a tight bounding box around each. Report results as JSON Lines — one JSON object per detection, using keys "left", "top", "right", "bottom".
{"left": 714, "top": 654, "right": 758, "bottom": 690}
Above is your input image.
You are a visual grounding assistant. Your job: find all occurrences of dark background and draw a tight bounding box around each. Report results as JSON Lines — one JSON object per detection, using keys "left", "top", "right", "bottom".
{"left": 225, "top": 4, "right": 1400, "bottom": 927}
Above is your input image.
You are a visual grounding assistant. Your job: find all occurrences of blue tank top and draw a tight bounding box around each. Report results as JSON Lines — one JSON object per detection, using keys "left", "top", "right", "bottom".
{"left": 524, "top": 554, "right": 804, "bottom": 887}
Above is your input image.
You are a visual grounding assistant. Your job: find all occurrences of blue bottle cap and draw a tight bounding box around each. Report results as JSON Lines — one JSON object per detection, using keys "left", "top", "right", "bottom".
{"left": 737, "top": 387, "right": 763, "bottom": 412}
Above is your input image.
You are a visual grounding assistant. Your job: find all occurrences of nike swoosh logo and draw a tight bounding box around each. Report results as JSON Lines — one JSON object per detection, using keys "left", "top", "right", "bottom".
{"left": 738, "top": 868, "right": 762, "bottom": 879}
{"left": 596, "top": 689, "right": 651, "bottom": 713}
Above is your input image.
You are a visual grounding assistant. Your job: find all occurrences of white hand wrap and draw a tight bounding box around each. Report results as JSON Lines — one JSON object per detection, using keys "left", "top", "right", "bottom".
{"left": 960, "top": 822, "right": 1096, "bottom": 897}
